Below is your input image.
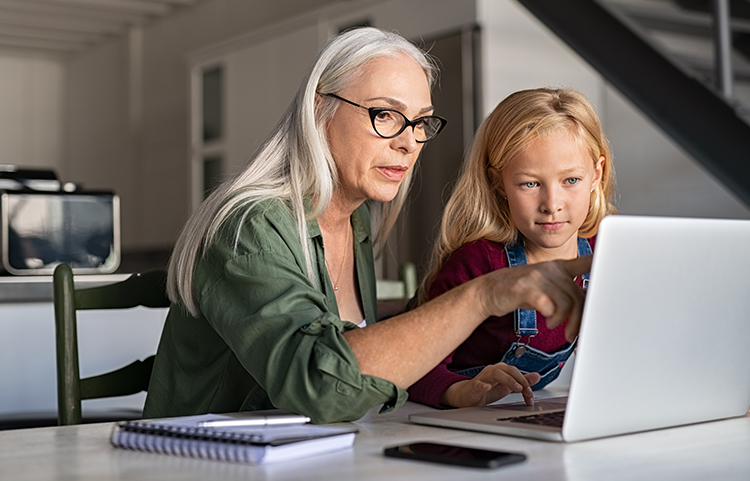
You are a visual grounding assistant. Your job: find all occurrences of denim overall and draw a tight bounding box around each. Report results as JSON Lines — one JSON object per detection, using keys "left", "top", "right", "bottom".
{"left": 454, "top": 238, "right": 592, "bottom": 390}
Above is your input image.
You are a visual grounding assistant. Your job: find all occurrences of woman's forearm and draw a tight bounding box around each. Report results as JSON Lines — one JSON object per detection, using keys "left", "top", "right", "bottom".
{"left": 344, "top": 256, "right": 591, "bottom": 389}
{"left": 344, "top": 278, "right": 488, "bottom": 388}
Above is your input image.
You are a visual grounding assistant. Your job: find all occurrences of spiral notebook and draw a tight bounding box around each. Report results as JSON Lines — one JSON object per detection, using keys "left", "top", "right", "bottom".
{"left": 110, "top": 412, "right": 357, "bottom": 464}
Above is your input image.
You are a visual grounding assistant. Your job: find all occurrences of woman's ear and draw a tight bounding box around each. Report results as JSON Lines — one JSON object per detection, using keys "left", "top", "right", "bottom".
{"left": 314, "top": 92, "right": 324, "bottom": 115}
{"left": 315, "top": 93, "right": 331, "bottom": 131}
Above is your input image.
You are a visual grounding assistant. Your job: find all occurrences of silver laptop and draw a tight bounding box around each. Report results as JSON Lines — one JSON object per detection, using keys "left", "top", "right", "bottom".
{"left": 410, "top": 215, "right": 750, "bottom": 442}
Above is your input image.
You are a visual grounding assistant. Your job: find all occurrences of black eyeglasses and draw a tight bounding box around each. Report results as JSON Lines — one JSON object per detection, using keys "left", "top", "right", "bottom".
{"left": 324, "top": 93, "right": 447, "bottom": 143}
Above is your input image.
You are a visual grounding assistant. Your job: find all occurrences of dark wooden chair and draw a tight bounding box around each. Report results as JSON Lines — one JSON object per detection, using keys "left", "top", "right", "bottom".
{"left": 53, "top": 264, "right": 170, "bottom": 426}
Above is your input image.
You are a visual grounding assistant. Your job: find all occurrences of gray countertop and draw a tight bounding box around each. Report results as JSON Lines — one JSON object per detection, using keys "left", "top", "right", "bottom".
{"left": 0, "top": 274, "right": 131, "bottom": 303}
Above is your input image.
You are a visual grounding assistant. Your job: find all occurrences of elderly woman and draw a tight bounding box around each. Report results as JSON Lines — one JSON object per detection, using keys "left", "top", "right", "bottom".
{"left": 143, "top": 27, "right": 590, "bottom": 424}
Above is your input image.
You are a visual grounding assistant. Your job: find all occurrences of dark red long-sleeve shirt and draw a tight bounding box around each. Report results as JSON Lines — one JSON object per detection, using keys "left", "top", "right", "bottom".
{"left": 407, "top": 237, "right": 595, "bottom": 407}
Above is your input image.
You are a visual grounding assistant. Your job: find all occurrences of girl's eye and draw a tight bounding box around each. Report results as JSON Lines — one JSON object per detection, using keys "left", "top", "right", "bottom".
{"left": 521, "top": 182, "right": 538, "bottom": 189}
{"left": 564, "top": 178, "right": 581, "bottom": 185}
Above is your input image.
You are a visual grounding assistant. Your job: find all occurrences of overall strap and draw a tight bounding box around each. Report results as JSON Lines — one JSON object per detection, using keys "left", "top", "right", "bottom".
{"left": 577, "top": 237, "right": 592, "bottom": 288}
{"left": 504, "top": 242, "right": 537, "bottom": 336}
{"left": 505, "top": 238, "right": 593, "bottom": 337}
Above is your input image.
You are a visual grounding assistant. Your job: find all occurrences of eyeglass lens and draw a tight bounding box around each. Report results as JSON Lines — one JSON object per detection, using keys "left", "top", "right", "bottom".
{"left": 371, "top": 109, "right": 443, "bottom": 142}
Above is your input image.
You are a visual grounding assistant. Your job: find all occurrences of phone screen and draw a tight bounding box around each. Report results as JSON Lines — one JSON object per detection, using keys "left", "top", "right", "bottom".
{"left": 383, "top": 442, "right": 526, "bottom": 469}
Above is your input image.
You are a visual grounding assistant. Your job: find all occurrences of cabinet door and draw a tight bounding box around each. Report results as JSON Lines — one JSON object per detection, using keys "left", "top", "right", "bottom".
{"left": 190, "top": 25, "right": 320, "bottom": 209}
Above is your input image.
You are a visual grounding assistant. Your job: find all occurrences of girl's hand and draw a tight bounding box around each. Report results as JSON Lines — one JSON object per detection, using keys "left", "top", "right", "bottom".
{"left": 440, "top": 363, "right": 541, "bottom": 408}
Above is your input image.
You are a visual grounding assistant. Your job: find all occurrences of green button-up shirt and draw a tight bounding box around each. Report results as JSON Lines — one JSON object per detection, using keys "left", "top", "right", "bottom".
{"left": 143, "top": 199, "right": 407, "bottom": 424}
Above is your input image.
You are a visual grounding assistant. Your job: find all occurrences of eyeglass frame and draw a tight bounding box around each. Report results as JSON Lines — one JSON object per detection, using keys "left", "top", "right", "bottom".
{"left": 323, "top": 93, "right": 447, "bottom": 143}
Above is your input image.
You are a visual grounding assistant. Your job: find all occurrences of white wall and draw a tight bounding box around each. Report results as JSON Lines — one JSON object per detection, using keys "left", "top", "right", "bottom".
{"left": 65, "top": 39, "right": 138, "bottom": 247}
{"left": 0, "top": 53, "right": 64, "bottom": 171}
{"left": 188, "top": 0, "right": 477, "bottom": 206}
{"left": 7, "top": 0, "right": 750, "bottom": 255}
{"left": 61, "top": 0, "right": 476, "bottom": 251}
{"left": 0, "top": 303, "right": 166, "bottom": 416}
{"left": 478, "top": 0, "right": 750, "bottom": 220}
{"left": 217, "top": 24, "right": 325, "bottom": 181}
{"left": 64, "top": 0, "right": 352, "bottom": 251}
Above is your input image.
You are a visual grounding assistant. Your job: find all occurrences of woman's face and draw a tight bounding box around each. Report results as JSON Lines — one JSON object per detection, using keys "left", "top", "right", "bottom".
{"left": 325, "top": 53, "right": 433, "bottom": 207}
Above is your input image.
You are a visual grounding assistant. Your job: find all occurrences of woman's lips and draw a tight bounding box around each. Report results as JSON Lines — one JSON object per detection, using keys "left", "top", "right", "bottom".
{"left": 377, "top": 165, "right": 408, "bottom": 181}
{"left": 537, "top": 222, "right": 566, "bottom": 231}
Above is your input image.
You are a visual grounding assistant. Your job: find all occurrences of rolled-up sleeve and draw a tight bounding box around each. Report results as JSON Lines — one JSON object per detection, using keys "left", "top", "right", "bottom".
{"left": 195, "top": 205, "right": 406, "bottom": 424}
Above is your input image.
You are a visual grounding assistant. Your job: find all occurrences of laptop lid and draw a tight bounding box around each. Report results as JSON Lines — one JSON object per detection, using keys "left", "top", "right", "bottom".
{"left": 410, "top": 215, "right": 750, "bottom": 442}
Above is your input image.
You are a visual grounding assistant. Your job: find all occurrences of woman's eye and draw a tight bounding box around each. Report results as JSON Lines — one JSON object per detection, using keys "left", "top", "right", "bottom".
{"left": 521, "top": 182, "right": 538, "bottom": 189}
{"left": 374, "top": 110, "right": 397, "bottom": 123}
{"left": 564, "top": 178, "right": 581, "bottom": 185}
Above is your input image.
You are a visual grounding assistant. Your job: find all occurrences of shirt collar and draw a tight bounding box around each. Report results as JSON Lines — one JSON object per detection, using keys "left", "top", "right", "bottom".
{"left": 307, "top": 203, "right": 370, "bottom": 244}
{"left": 351, "top": 203, "right": 370, "bottom": 244}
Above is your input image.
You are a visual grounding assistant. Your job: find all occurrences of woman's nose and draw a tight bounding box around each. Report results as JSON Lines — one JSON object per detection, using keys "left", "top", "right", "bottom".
{"left": 391, "top": 126, "right": 419, "bottom": 154}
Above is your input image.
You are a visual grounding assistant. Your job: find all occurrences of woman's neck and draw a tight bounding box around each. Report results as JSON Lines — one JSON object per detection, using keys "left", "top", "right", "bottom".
{"left": 318, "top": 191, "right": 360, "bottom": 233}
{"left": 318, "top": 190, "right": 364, "bottom": 323}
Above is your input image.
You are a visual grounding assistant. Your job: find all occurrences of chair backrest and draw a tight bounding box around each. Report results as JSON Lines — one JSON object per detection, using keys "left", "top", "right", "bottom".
{"left": 53, "top": 263, "right": 170, "bottom": 426}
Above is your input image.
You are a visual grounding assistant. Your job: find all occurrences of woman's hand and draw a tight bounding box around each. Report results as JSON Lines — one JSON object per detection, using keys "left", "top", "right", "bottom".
{"left": 479, "top": 256, "right": 592, "bottom": 342}
{"left": 345, "top": 256, "right": 590, "bottom": 389}
{"left": 440, "top": 363, "right": 541, "bottom": 408}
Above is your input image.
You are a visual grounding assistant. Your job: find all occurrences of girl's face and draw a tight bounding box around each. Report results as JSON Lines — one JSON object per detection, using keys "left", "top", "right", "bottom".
{"left": 500, "top": 129, "right": 604, "bottom": 263}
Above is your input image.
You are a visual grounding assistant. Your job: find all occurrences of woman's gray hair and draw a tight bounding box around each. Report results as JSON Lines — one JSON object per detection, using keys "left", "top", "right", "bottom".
{"left": 168, "top": 27, "right": 438, "bottom": 316}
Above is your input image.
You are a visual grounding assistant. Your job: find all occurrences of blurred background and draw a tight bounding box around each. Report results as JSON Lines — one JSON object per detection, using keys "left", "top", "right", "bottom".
{"left": 2, "top": 0, "right": 750, "bottom": 279}
{"left": 3, "top": 0, "right": 750, "bottom": 427}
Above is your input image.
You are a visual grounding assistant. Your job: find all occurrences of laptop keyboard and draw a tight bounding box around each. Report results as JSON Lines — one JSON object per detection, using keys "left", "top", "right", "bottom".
{"left": 499, "top": 410, "right": 566, "bottom": 427}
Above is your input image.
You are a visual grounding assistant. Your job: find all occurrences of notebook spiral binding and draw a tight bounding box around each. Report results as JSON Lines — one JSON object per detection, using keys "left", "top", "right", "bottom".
{"left": 112, "top": 421, "right": 268, "bottom": 463}
{"left": 110, "top": 419, "right": 357, "bottom": 465}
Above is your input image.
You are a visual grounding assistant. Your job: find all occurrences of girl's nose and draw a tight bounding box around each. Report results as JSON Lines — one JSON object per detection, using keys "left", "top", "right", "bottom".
{"left": 540, "top": 186, "right": 563, "bottom": 213}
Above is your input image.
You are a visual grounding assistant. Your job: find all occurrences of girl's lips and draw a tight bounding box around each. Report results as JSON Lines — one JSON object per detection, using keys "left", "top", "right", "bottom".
{"left": 377, "top": 165, "right": 408, "bottom": 181}
{"left": 537, "top": 222, "right": 567, "bottom": 231}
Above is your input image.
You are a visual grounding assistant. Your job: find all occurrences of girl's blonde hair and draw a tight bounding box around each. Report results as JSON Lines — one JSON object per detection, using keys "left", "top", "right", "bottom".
{"left": 419, "top": 87, "right": 617, "bottom": 303}
{"left": 169, "top": 27, "right": 438, "bottom": 316}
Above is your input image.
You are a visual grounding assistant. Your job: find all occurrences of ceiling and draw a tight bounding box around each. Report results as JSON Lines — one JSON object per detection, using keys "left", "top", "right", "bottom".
{"left": 0, "top": 0, "right": 206, "bottom": 57}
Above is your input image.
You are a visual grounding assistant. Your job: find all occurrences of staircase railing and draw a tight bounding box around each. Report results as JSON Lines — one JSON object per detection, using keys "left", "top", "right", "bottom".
{"left": 517, "top": 0, "right": 750, "bottom": 206}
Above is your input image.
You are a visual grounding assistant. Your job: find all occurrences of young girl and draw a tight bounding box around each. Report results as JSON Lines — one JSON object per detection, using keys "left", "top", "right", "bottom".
{"left": 408, "top": 88, "right": 617, "bottom": 409}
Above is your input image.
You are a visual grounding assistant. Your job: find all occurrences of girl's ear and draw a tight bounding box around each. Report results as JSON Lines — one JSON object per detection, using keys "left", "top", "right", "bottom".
{"left": 591, "top": 156, "right": 605, "bottom": 192}
{"left": 487, "top": 166, "right": 506, "bottom": 198}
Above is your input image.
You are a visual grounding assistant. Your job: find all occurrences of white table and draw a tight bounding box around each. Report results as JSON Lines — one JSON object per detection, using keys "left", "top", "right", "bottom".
{"left": 1, "top": 389, "right": 749, "bottom": 481}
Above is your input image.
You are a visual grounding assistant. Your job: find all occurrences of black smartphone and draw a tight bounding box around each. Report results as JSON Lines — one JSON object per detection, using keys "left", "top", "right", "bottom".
{"left": 383, "top": 442, "right": 526, "bottom": 469}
